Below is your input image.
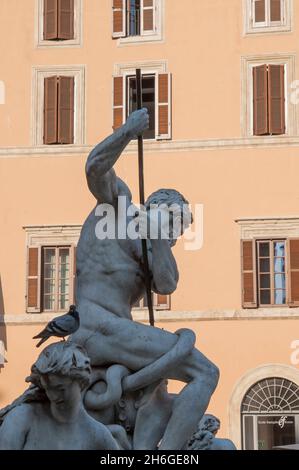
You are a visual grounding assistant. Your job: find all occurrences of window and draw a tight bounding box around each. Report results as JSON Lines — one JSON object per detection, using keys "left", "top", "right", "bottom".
{"left": 241, "top": 54, "right": 297, "bottom": 138}
{"left": 242, "top": 377, "right": 299, "bottom": 450}
{"left": 44, "top": 0, "right": 74, "bottom": 40}
{"left": 112, "top": 0, "right": 163, "bottom": 44}
{"left": 133, "top": 292, "right": 171, "bottom": 310}
{"left": 26, "top": 245, "right": 76, "bottom": 313}
{"left": 44, "top": 76, "right": 74, "bottom": 144}
{"left": 36, "top": 0, "right": 82, "bottom": 47}
{"left": 32, "top": 65, "right": 85, "bottom": 146}
{"left": 42, "top": 247, "right": 71, "bottom": 311}
{"left": 241, "top": 238, "right": 299, "bottom": 308}
{"left": 127, "top": 74, "right": 156, "bottom": 139}
{"left": 257, "top": 240, "right": 286, "bottom": 305}
{"left": 244, "top": 0, "right": 292, "bottom": 34}
{"left": 253, "top": 64, "right": 285, "bottom": 136}
{"left": 113, "top": 71, "right": 171, "bottom": 140}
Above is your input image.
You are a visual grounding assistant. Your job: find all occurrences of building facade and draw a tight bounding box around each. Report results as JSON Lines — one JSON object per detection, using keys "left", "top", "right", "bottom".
{"left": 1, "top": 0, "right": 299, "bottom": 449}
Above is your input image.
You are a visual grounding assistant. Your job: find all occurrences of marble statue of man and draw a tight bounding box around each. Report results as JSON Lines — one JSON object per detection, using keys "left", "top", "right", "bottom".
{"left": 0, "top": 342, "right": 130, "bottom": 450}
{"left": 71, "top": 108, "right": 219, "bottom": 450}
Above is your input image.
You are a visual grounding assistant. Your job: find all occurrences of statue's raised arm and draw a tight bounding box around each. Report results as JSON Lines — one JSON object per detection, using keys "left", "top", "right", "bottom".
{"left": 86, "top": 109, "right": 149, "bottom": 205}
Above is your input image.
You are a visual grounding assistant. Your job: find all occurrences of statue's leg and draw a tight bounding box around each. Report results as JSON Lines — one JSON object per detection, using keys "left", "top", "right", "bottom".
{"left": 159, "top": 348, "right": 219, "bottom": 450}
{"left": 133, "top": 381, "right": 174, "bottom": 450}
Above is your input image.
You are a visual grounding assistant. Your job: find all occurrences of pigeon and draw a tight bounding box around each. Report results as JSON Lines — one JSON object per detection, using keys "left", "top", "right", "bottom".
{"left": 33, "top": 305, "right": 80, "bottom": 348}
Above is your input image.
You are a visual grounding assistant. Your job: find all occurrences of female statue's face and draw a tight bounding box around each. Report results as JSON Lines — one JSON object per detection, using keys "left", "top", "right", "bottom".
{"left": 40, "top": 374, "right": 82, "bottom": 423}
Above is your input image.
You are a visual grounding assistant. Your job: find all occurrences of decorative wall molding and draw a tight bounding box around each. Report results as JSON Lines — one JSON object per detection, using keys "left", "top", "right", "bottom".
{"left": 2, "top": 135, "right": 299, "bottom": 158}
{"left": 3, "top": 308, "right": 299, "bottom": 325}
{"left": 236, "top": 217, "right": 299, "bottom": 239}
{"left": 229, "top": 364, "right": 299, "bottom": 449}
{"left": 24, "top": 225, "right": 82, "bottom": 247}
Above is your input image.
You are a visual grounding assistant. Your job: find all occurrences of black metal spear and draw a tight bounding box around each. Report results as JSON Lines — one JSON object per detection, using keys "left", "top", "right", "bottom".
{"left": 136, "top": 68, "right": 155, "bottom": 327}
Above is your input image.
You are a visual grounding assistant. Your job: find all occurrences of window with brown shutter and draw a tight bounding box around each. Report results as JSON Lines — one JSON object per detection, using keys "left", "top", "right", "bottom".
{"left": 241, "top": 240, "right": 257, "bottom": 308}
{"left": 157, "top": 73, "right": 172, "bottom": 140}
{"left": 44, "top": 76, "right": 58, "bottom": 144}
{"left": 58, "top": 76, "right": 74, "bottom": 144}
{"left": 113, "top": 76, "right": 124, "bottom": 131}
{"left": 270, "top": 0, "right": 282, "bottom": 21}
{"left": 44, "top": 76, "right": 74, "bottom": 145}
{"left": 254, "top": 0, "right": 266, "bottom": 23}
{"left": 26, "top": 245, "right": 76, "bottom": 313}
{"left": 44, "top": 0, "right": 74, "bottom": 40}
{"left": 113, "top": 71, "right": 172, "bottom": 140}
{"left": 288, "top": 239, "right": 299, "bottom": 307}
{"left": 44, "top": 0, "right": 58, "bottom": 39}
{"left": 253, "top": 64, "right": 285, "bottom": 136}
{"left": 112, "top": 0, "right": 157, "bottom": 38}
{"left": 268, "top": 64, "right": 285, "bottom": 135}
{"left": 27, "top": 247, "right": 41, "bottom": 313}
{"left": 112, "top": 0, "right": 126, "bottom": 38}
{"left": 142, "top": 0, "right": 155, "bottom": 34}
{"left": 251, "top": 0, "right": 286, "bottom": 29}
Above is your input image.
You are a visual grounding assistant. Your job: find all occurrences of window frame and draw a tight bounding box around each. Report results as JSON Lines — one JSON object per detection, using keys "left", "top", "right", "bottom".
{"left": 35, "top": 0, "right": 82, "bottom": 48}
{"left": 42, "top": 245, "right": 73, "bottom": 313}
{"left": 126, "top": 73, "right": 157, "bottom": 140}
{"left": 256, "top": 238, "right": 288, "bottom": 307}
{"left": 113, "top": 61, "right": 170, "bottom": 141}
{"left": 244, "top": 0, "right": 292, "bottom": 35}
{"left": 116, "top": 0, "right": 163, "bottom": 46}
{"left": 133, "top": 292, "right": 171, "bottom": 311}
{"left": 241, "top": 54, "right": 297, "bottom": 138}
{"left": 32, "top": 65, "right": 85, "bottom": 146}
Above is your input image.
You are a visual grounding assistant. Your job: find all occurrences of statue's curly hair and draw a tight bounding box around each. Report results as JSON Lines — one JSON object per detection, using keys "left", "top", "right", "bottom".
{"left": 145, "top": 188, "right": 193, "bottom": 234}
{"left": 27, "top": 341, "right": 91, "bottom": 391}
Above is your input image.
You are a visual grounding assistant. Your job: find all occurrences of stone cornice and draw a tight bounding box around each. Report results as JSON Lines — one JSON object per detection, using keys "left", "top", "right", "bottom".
{"left": 1, "top": 135, "right": 299, "bottom": 158}
{"left": 2, "top": 308, "right": 299, "bottom": 325}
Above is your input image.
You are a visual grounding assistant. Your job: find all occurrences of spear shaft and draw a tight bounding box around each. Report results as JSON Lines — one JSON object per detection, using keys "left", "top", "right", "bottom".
{"left": 136, "top": 68, "right": 155, "bottom": 327}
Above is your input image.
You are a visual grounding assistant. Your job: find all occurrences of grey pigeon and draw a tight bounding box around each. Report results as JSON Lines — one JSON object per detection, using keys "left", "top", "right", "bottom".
{"left": 33, "top": 305, "right": 80, "bottom": 348}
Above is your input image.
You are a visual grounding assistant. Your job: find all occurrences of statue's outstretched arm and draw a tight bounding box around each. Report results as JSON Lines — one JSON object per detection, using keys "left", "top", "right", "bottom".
{"left": 86, "top": 109, "right": 149, "bottom": 204}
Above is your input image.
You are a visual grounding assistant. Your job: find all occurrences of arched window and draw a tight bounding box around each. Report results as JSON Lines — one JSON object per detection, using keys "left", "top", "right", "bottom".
{"left": 242, "top": 377, "right": 299, "bottom": 449}
{"left": 0, "top": 81, "right": 5, "bottom": 105}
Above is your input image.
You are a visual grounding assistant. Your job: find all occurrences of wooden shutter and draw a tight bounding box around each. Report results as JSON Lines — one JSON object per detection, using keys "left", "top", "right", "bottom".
{"left": 27, "top": 247, "right": 41, "bottom": 313}
{"left": 270, "top": 0, "right": 282, "bottom": 22}
{"left": 113, "top": 76, "right": 124, "bottom": 130}
{"left": 241, "top": 240, "right": 257, "bottom": 308}
{"left": 44, "top": 76, "right": 58, "bottom": 144}
{"left": 44, "top": 0, "right": 58, "bottom": 40}
{"left": 112, "top": 0, "right": 126, "bottom": 38}
{"left": 288, "top": 239, "right": 299, "bottom": 307}
{"left": 268, "top": 64, "right": 285, "bottom": 135}
{"left": 253, "top": 65, "right": 268, "bottom": 136}
{"left": 58, "top": 76, "right": 74, "bottom": 144}
{"left": 141, "top": 0, "right": 155, "bottom": 34}
{"left": 254, "top": 0, "right": 266, "bottom": 23}
{"left": 58, "top": 0, "right": 74, "bottom": 40}
{"left": 157, "top": 73, "right": 172, "bottom": 140}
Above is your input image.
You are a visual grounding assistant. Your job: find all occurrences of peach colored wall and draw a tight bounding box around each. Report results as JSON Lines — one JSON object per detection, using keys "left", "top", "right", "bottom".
{"left": 1, "top": 318, "right": 299, "bottom": 439}
{"left": 1, "top": 145, "right": 299, "bottom": 314}
{"left": 1, "top": 0, "right": 299, "bottom": 145}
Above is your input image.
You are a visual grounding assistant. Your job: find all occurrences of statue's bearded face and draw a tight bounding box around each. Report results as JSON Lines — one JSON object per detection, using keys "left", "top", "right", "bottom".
{"left": 40, "top": 374, "right": 82, "bottom": 424}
